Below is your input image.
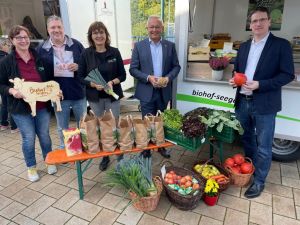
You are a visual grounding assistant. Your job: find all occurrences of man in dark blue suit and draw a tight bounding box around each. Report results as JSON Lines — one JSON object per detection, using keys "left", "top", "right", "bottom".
{"left": 229, "top": 7, "right": 294, "bottom": 198}
{"left": 130, "top": 15, "right": 181, "bottom": 158}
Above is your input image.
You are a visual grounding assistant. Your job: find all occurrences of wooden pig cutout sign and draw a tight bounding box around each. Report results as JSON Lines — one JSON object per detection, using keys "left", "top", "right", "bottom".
{"left": 9, "top": 78, "right": 62, "bottom": 116}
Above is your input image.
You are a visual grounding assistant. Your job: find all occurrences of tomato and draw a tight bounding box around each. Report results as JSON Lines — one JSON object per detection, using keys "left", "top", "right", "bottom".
{"left": 233, "top": 154, "right": 245, "bottom": 165}
{"left": 185, "top": 181, "right": 192, "bottom": 188}
{"left": 192, "top": 183, "right": 200, "bottom": 190}
{"left": 164, "top": 178, "right": 169, "bottom": 183}
{"left": 224, "top": 157, "right": 235, "bottom": 168}
{"left": 231, "top": 166, "right": 241, "bottom": 174}
{"left": 240, "top": 162, "right": 253, "bottom": 174}
{"left": 169, "top": 170, "right": 175, "bottom": 175}
{"left": 177, "top": 175, "right": 182, "bottom": 180}
{"left": 234, "top": 73, "right": 247, "bottom": 86}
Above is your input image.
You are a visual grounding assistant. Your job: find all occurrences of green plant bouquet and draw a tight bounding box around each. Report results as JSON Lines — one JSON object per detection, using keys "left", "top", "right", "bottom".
{"left": 103, "top": 156, "right": 157, "bottom": 197}
{"left": 199, "top": 110, "right": 244, "bottom": 135}
{"left": 204, "top": 178, "right": 219, "bottom": 197}
{"left": 84, "top": 68, "right": 119, "bottom": 100}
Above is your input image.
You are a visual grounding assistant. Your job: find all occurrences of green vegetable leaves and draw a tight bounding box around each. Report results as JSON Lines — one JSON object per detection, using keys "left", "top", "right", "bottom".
{"left": 85, "top": 68, "right": 119, "bottom": 99}
{"left": 162, "top": 109, "right": 183, "bottom": 130}
{"left": 200, "top": 110, "right": 244, "bottom": 135}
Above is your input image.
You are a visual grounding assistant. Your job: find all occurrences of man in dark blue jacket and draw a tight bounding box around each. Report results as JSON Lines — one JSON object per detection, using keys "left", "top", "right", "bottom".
{"left": 37, "top": 15, "right": 86, "bottom": 149}
{"left": 229, "top": 7, "right": 294, "bottom": 198}
{"left": 130, "top": 15, "right": 180, "bottom": 158}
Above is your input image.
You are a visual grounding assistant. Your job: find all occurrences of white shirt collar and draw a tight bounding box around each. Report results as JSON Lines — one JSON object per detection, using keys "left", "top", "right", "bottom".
{"left": 252, "top": 32, "right": 270, "bottom": 44}
{"left": 149, "top": 38, "right": 162, "bottom": 45}
{"left": 50, "top": 37, "right": 67, "bottom": 47}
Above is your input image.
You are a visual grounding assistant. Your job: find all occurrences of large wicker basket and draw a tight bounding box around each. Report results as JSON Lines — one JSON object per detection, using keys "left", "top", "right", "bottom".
{"left": 193, "top": 159, "right": 231, "bottom": 192}
{"left": 225, "top": 157, "right": 255, "bottom": 187}
{"left": 129, "top": 176, "right": 163, "bottom": 212}
{"left": 161, "top": 161, "right": 204, "bottom": 210}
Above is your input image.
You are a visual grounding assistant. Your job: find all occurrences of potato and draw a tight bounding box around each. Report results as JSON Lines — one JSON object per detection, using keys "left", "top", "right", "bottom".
{"left": 157, "top": 77, "right": 168, "bottom": 87}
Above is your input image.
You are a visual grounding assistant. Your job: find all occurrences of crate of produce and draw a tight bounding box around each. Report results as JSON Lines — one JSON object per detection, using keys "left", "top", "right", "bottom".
{"left": 208, "top": 125, "right": 236, "bottom": 143}
{"left": 164, "top": 126, "right": 205, "bottom": 152}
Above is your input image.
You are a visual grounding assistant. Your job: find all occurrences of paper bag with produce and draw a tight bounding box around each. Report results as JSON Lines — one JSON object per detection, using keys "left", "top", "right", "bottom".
{"left": 80, "top": 111, "right": 100, "bottom": 154}
{"left": 118, "top": 115, "right": 134, "bottom": 151}
{"left": 145, "top": 112, "right": 165, "bottom": 145}
{"left": 133, "top": 118, "right": 151, "bottom": 149}
{"left": 98, "top": 110, "right": 117, "bottom": 152}
{"left": 63, "top": 128, "right": 83, "bottom": 156}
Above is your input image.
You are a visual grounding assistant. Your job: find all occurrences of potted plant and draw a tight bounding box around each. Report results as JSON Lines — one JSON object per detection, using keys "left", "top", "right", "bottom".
{"left": 203, "top": 178, "right": 219, "bottom": 206}
{"left": 208, "top": 57, "right": 230, "bottom": 81}
{"left": 103, "top": 156, "right": 162, "bottom": 212}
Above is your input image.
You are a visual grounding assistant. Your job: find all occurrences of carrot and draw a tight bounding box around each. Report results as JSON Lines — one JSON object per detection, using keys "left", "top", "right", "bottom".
{"left": 218, "top": 179, "right": 229, "bottom": 184}
{"left": 210, "top": 174, "right": 225, "bottom": 180}
{"left": 216, "top": 178, "right": 226, "bottom": 183}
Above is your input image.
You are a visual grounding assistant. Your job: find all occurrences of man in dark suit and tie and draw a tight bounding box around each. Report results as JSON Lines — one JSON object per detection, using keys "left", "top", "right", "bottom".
{"left": 130, "top": 15, "right": 181, "bottom": 158}
{"left": 229, "top": 7, "right": 294, "bottom": 198}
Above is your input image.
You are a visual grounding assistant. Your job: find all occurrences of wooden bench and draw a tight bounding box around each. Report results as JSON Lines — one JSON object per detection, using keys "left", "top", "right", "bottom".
{"left": 45, "top": 142, "right": 174, "bottom": 199}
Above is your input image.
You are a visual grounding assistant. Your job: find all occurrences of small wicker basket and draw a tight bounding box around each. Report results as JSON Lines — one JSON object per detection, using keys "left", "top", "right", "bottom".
{"left": 193, "top": 158, "right": 231, "bottom": 192}
{"left": 129, "top": 176, "right": 162, "bottom": 212}
{"left": 161, "top": 161, "right": 204, "bottom": 210}
{"left": 225, "top": 157, "right": 255, "bottom": 187}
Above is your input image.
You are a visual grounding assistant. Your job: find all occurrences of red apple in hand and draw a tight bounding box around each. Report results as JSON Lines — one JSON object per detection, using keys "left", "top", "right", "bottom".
{"left": 234, "top": 73, "right": 247, "bottom": 86}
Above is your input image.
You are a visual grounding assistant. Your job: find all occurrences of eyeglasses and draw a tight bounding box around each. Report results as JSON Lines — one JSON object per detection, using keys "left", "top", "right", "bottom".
{"left": 14, "top": 36, "right": 30, "bottom": 41}
{"left": 147, "top": 26, "right": 162, "bottom": 30}
{"left": 250, "top": 18, "right": 269, "bottom": 24}
{"left": 92, "top": 31, "right": 105, "bottom": 36}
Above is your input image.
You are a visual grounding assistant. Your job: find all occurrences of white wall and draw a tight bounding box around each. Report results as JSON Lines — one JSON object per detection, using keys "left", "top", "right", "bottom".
{"left": 189, "top": 0, "right": 300, "bottom": 43}
{"left": 61, "top": 0, "right": 95, "bottom": 46}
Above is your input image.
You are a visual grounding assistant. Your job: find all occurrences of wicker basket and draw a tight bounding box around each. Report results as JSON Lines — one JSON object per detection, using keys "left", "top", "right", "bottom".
{"left": 161, "top": 161, "right": 204, "bottom": 210}
{"left": 129, "top": 176, "right": 163, "bottom": 212}
{"left": 225, "top": 157, "right": 255, "bottom": 187}
{"left": 193, "top": 159, "right": 231, "bottom": 192}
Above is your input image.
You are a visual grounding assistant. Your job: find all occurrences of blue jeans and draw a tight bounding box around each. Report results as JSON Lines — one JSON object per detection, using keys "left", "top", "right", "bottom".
{"left": 140, "top": 89, "right": 168, "bottom": 117}
{"left": 235, "top": 97, "right": 276, "bottom": 185}
{"left": 1, "top": 93, "right": 17, "bottom": 129}
{"left": 12, "top": 108, "right": 52, "bottom": 167}
{"left": 54, "top": 98, "right": 86, "bottom": 148}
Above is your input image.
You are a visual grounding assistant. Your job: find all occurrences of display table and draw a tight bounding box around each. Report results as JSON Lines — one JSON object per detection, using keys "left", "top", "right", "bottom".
{"left": 45, "top": 142, "right": 174, "bottom": 199}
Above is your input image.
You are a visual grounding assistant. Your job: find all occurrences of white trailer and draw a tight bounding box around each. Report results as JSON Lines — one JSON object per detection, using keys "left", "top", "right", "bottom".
{"left": 174, "top": 0, "right": 300, "bottom": 161}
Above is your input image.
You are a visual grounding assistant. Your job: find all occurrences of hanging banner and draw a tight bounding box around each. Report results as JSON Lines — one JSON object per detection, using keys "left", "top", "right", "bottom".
{"left": 246, "top": 0, "right": 285, "bottom": 31}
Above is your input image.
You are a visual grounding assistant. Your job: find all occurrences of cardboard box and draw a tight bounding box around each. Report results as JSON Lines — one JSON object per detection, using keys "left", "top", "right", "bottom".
{"left": 188, "top": 46, "right": 210, "bottom": 61}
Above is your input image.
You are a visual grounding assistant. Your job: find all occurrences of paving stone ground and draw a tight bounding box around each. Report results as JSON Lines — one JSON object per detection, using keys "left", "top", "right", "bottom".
{"left": 0, "top": 103, "right": 300, "bottom": 225}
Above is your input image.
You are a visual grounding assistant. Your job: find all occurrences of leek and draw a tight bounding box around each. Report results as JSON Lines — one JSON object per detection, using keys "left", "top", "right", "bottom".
{"left": 85, "top": 68, "right": 119, "bottom": 100}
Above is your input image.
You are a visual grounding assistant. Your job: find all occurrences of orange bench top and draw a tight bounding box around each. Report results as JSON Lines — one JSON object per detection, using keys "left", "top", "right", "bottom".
{"left": 45, "top": 141, "right": 174, "bottom": 164}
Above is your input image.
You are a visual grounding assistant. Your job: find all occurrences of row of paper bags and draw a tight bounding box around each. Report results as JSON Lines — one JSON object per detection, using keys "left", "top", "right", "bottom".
{"left": 62, "top": 110, "right": 165, "bottom": 156}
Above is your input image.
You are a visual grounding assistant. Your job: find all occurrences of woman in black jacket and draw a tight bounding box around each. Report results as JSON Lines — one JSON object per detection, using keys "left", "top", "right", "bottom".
{"left": 78, "top": 21, "right": 126, "bottom": 171}
{"left": 0, "top": 37, "right": 18, "bottom": 132}
{"left": 0, "top": 25, "right": 57, "bottom": 182}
